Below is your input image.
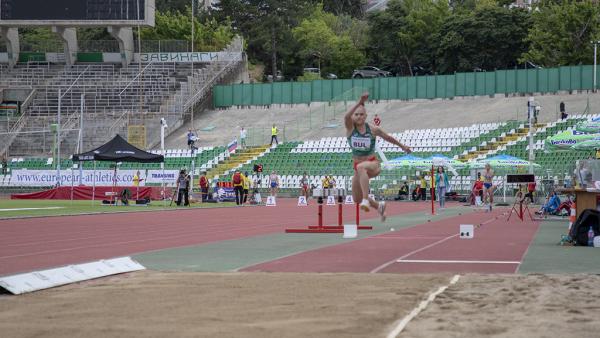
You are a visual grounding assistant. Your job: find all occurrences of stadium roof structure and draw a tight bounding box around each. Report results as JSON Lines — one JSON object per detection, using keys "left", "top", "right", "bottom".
{"left": 73, "top": 134, "right": 163, "bottom": 163}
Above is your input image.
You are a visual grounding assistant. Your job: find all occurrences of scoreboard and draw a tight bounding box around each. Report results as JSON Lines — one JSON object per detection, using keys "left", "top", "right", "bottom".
{"left": 0, "top": 0, "right": 154, "bottom": 26}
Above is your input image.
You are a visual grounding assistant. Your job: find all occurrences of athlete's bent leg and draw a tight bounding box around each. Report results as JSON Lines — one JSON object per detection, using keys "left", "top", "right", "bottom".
{"left": 352, "top": 174, "right": 363, "bottom": 205}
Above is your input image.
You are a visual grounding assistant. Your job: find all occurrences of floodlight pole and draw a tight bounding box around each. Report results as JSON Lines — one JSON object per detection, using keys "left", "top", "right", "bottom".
{"left": 78, "top": 94, "right": 84, "bottom": 185}
{"left": 593, "top": 40, "right": 599, "bottom": 93}
{"left": 57, "top": 88, "right": 62, "bottom": 187}
{"left": 528, "top": 96, "right": 535, "bottom": 174}
{"left": 161, "top": 118, "right": 167, "bottom": 205}
{"left": 190, "top": 0, "right": 195, "bottom": 131}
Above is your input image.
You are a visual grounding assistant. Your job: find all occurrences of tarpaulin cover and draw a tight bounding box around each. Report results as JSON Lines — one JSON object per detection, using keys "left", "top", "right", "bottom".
{"left": 11, "top": 186, "right": 171, "bottom": 200}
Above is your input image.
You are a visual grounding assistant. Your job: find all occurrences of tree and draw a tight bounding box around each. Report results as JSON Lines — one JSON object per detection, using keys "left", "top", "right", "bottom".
{"left": 366, "top": 0, "right": 407, "bottom": 72}
{"left": 141, "top": 8, "right": 234, "bottom": 51}
{"left": 366, "top": 0, "right": 448, "bottom": 76}
{"left": 292, "top": 5, "right": 366, "bottom": 78}
{"left": 156, "top": 0, "right": 191, "bottom": 13}
{"left": 435, "top": 6, "right": 531, "bottom": 73}
{"left": 397, "top": 0, "right": 449, "bottom": 75}
{"left": 521, "top": 1, "right": 600, "bottom": 67}
{"left": 212, "top": 0, "right": 313, "bottom": 80}
{"left": 321, "top": 0, "right": 365, "bottom": 18}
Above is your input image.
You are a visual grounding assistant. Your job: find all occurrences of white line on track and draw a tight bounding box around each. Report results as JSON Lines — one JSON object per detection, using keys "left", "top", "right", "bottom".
{"left": 386, "top": 274, "right": 461, "bottom": 338}
{"left": 0, "top": 207, "right": 64, "bottom": 212}
{"left": 370, "top": 234, "right": 457, "bottom": 273}
{"left": 370, "top": 211, "right": 505, "bottom": 274}
{"left": 396, "top": 259, "right": 521, "bottom": 264}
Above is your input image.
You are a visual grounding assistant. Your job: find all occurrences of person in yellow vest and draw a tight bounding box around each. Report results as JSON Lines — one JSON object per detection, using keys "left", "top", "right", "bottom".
{"left": 431, "top": 172, "right": 436, "bottom": 201}
{"left": 420, "top": 175, "right": 427, "bottom": 200}
{"left": 132, "top": 170, "right": 143, "bottom": 200}
{"left": 242, "top": 171, "right": 250, "bottom": 204}
{"left": 270, "top": 124, "right": 279, "bottom": 145}
{"left": 322, "top": 176, "right": 330, "bottom": 189}
{"left": 232, "top": 170, "right": 244, "bottom": 205}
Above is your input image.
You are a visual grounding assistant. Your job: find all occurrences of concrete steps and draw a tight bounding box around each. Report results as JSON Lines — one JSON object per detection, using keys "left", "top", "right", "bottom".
{"left": 206, "top": 145, "right": 270, "bottom": 179}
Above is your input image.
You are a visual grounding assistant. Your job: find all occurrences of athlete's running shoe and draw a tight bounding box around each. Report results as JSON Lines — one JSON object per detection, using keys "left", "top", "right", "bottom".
{"left": 378, "top": 201, "right": 387, "bottom": 222}
{"left": 360, "top": 199, "right": 370, "bottom": 212}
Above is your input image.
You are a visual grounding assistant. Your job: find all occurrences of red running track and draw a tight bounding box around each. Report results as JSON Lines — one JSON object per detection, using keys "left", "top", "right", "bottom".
{"left": 242, "top": 208, "right": 541, "bottom": 274}
{"left": 0, "top": 199, "right": 432, "bottom": 276}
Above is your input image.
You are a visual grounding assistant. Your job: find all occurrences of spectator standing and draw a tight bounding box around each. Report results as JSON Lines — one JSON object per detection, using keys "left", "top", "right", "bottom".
{"left": 199, "top": 171, "right": 209, "bottom": 202}
{"left": 560, "top": 101, "right": 567, "bottom": 120}
{"left": 132, "top": 170, "right": 143, "bottom": 200}
{"left": 420, "top": 175, "right": 427, "bottom": 200}
{"left": 525, "top": 181, "right": 536, "bottom": 204}
{"left": 322, "top": 176, "right": 330, "bottom": 189}
{"left": 373, "top": 114, "right": 381, "bottom": 126}
{"left": 176, "top": 169, "right": 190, "bottom": 206}
{"left": 240, "top": 127, "right": 247, "bottom": 149}
{"left": 300, "top": 172, "right": 310, "bottom": 202}
{"left": 269, "top": 171, "right": 280, "bottom": 197}
{"left": 1, "top": 156, "right": 7, "bottom": 175}
{"left": 232, "top": 170, "right": 244, "bottom": 205}
{"left": 435, "top": 166, "right": 449, "bottom": 209}
{"left": 187, "top": 129, "right": 197, "bottom": 150}
{"left": 270, "top": 124, "right": 279, "bottom": 145}
{"left": 242, "top": 171, "right": 250, "bottom": 204}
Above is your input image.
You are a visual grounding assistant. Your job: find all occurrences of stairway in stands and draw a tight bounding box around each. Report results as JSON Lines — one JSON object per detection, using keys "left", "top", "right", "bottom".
{"left": 458, "top": 123, "right": 532, "bottom": 162}
{"left": 206, "top": 145, "right": 270, "bottom": 179}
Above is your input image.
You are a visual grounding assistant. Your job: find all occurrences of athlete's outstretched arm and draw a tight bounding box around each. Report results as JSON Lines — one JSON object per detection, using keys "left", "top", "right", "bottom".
{"left": 372, "top": 126, "right": 412, "bottom": 154}
{"left": 344, "top": 92, "right": 369, "bottom": 130}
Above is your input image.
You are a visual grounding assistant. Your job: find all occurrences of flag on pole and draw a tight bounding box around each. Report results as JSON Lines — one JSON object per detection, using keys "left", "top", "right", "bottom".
{"left": 227, "top": 139, "right": 238, "bottom": 153}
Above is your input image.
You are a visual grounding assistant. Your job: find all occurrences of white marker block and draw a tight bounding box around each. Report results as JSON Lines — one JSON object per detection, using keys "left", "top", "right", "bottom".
{"left": 297, "top": 196, "right": 308, "bottom": 206}
{"left": 266, "top": 196, "right": 276, "bottom": 206}
{"left": 254, "top": 193, "right": 262, "bottom": 204}
{"left": 326, "top": 195, "right": 336, "bottom": 206}
{"left": 460, "top": 224, "right": 474, "bottom": 239}
{"left": 343, "top": 224, "right": 358, "bottom": 239}
{"left": 344, "top": 195, "right": 354, "bottom": 205}
{"left": 368, "top": 194, "right": 375, "bottom": 200}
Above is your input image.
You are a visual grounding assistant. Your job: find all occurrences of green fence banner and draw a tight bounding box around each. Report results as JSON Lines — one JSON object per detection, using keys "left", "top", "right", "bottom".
{"left": 213, "top": 65, "right": 600, "bottom": 108}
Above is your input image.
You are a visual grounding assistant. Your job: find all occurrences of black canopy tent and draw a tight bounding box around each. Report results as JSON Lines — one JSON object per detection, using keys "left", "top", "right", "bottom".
{"left": 72, "top": 135, "right": 164, "bottom": 203}
{"left": 73, "top": 134, "right": 163, "bottom": 163}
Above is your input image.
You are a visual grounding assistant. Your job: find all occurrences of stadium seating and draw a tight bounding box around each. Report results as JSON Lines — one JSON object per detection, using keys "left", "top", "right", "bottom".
{"left": 3, "top": 115, "right": 597, "bottom": 194}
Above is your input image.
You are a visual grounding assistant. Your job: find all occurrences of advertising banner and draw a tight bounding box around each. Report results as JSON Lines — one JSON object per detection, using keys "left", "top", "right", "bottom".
{"left": 145, "top": 170, "right": 179, "bottom": 185}
{"left": 10, "top": 170, "right": 142, "bottom": 186}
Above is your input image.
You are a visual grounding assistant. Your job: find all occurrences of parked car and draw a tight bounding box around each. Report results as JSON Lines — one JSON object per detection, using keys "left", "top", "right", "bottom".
{"left": 351, "top": 66, "right": 392, "bottom": 78}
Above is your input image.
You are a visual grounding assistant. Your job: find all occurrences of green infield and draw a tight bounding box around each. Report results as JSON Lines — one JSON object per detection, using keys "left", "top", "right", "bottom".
{"left": 0, "top": 199, "right": 237, "bottom": 218}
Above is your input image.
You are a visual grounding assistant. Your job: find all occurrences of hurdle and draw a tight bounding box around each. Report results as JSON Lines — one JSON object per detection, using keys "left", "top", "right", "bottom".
{"left": 285, "top": 189, "right": 373, "bottom": 233}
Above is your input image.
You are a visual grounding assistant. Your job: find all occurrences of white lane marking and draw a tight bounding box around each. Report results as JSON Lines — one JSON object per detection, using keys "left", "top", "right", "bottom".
{"left": 396, "top": 259, "right": 521, "bottom": 264}
{"left": 386, "top": 274, "right": 461, "bottom": 338}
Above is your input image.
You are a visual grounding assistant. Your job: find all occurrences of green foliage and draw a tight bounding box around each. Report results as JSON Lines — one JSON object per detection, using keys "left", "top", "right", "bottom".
{"left": 141, "top": 8, "right": 234, "bottom": 51}
{"left": 297, "top": 71, "right": 322, "bottom": 82}
{"left": 321, "top": 0, "right": 365, "bottom": 18}
{"left": 521, "top": 1, "right": 600, "bottom": 67}
{"left": 212, "top": 0, "right": 314, "bottom": 79}
{"left": 19, "top": 28, "right": 61, "bottom": 52}
{"left": 435, "top": 6, "right": 531, "bottom": 73}
{"left": 292, "top": 5, "right": 366, "bottom": 78}
{"left": 367, "top": 0, "right": 448, "bottom": 75}
{"left": 156, "top": 0, "right": 191, "bottom": 13}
